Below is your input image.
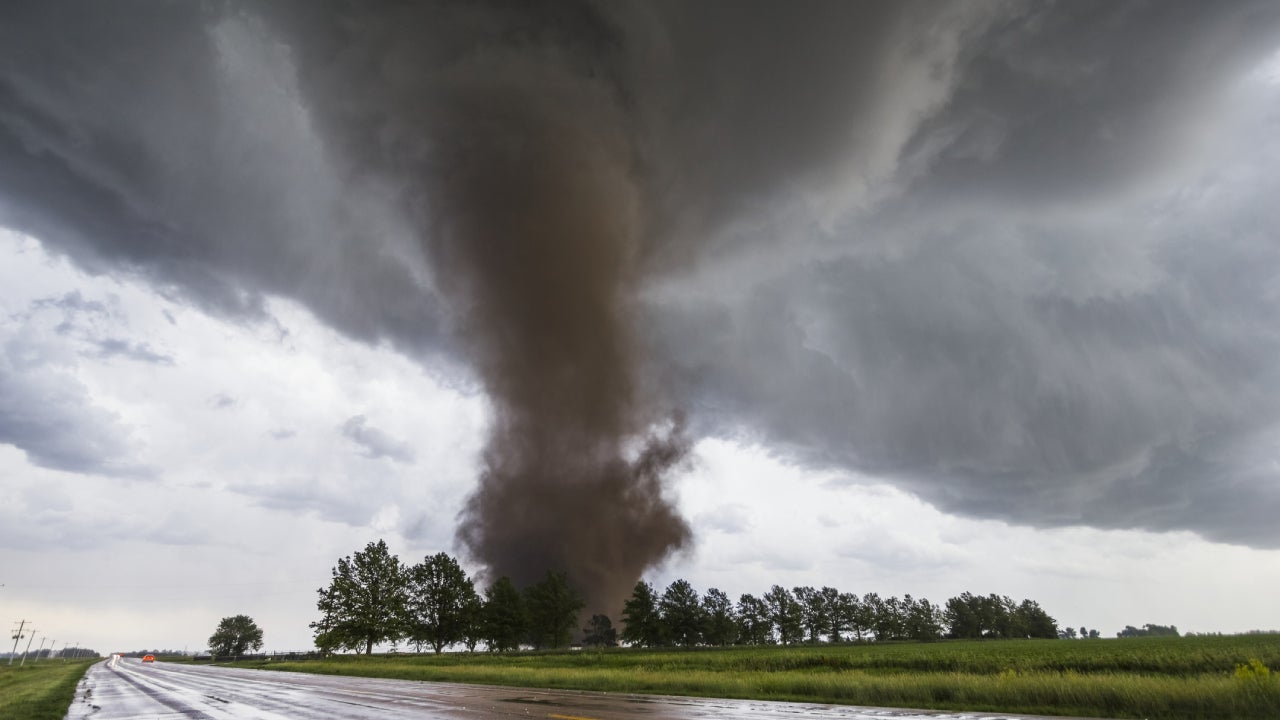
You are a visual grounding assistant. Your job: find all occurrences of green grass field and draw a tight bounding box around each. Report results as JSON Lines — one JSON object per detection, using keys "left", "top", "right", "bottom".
{"left": 242, "top": 635, "right": 1280, "bottom": 719}
{"left": 0, "top": 659, "right": 97, "bottom": 720}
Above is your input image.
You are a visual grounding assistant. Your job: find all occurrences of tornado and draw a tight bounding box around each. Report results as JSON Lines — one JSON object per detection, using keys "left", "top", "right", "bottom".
{"left": 260, "top": 2, "right": 693, "bottom": 615}
{"left": 426, "top": 66, "right": 693, "bottom": 614}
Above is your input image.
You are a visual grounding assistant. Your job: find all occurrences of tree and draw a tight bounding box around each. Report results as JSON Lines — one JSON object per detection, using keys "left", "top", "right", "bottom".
{"left": 482, "top": 576, "right": 527, "bottom": 652}
{"left": 620, "top": 581, "right": 663, "bottom": 648}
{"left": 831, "top": 592, "right": 863, "bottom": 642}
{"left": 818, "top": 587, "right": 842, "bottom": 642}
{"left": 208, "top": 615, "right": 263, "bottom": 659}
{"left": 864, "top": 592, "right": 897, "bottom": 641}
{"left": 405, "top": 553, "right": 480, "bottom": 653}
{"left": 582, "top": 614, "right": 618, "bottom": 647}
{"left": 312, "top": 539, "right": 408, "bottom": 654}
{"left": 701, "top": 588, "right": 738, "bottom": 646}
{"left": 988, "top": 594, "right": 1019, "bottom": 638}
{"left": 793, "top": 586, "right": 831, "bottom": 643}
{"left": 460, "top": 591, "right": 484, "bottom": 652}
{"left": 736, "top": 593, "right": 773, "bottom": 645}
{"left": 523, "top": 571, "right": 584, "bottom": 649}
{"left": 1015, "top": 599, "right": 1058, "bottom": 639}
{"left": 660, "top": 579, "right": 705, "bottom": 647}
{"left": 904, "top": 596, "right": 944, "bottom": 641}
{"left": 764, "top": 585, "right": 803, "bottom": 645}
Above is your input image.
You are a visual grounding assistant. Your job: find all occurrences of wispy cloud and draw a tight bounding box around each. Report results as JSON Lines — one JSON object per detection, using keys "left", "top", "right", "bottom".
{"left": 340, "top": 415, "right": 415, "bottom": 464}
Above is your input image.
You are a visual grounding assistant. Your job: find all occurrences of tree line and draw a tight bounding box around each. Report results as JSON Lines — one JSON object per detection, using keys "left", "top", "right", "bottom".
{"left": 311, "top": 541, "right": 1059, "bottom": 654}
{"left": 311, "top": 540, "right": 584, "bottom": 653}
{"left": 1117, "top": 623, "right": 1179, "bottom": 638}
{"left": 618, "top": 583, "right": 1058, "bottom": 647}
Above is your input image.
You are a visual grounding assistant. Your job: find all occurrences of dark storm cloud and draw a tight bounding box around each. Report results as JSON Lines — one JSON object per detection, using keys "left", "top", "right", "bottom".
{"left": 0, "top": 0, "right": 449, "bottom": 359}
{"left": 2, "top": 0, "right": 1280, "bottom": 592}
{"left": 648, "top": 3, "right": 1280, "bottom": 547}
{"left": 900, "top": 1, "right": 1280, "bottom": 207}
{"left": 341, "top": 415, "right": 415, "bottom": 464}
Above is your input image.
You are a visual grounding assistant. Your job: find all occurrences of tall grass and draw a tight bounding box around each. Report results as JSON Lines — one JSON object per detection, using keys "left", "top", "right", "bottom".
{"left": 249, "top": 635, "right": 1280, "bottom": 719}
{"left": 0, "top": 659, "right": 97, "bottom": 720}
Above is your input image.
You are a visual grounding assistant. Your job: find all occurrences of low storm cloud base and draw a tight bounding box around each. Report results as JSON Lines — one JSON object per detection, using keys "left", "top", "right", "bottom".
{"left": 2, "top": 0, "right": 1280, "bottom": 616}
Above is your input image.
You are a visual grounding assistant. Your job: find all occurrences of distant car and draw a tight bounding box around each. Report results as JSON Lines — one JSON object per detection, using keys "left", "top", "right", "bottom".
{"left": 142, "top": 655, "right": 155, "bottom": 663}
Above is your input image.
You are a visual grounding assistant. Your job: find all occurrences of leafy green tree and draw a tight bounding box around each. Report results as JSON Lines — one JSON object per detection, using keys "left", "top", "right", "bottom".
{"left": 405, "top": 552, "right": 480, "bottom": 653}
{"left": 818, "top": 587, "right": 842, "bottom": 641}
{"left": 793, "top": 586, "right": 829, "bottom": 643}
{"left": 482, "top": 576, "right": 527, "bottom": 652}
{"left": 735, "top": 593, "right": 773, "bottom": 645}
{"left": 764, "top": 585, "right": 803, "bottom": 645}
{"left": 1015, "top": 599, "right": 1058, "bottom": 639}
{"left": 864, "top": 592, "right": 897, "bottom": 641}
{"left": 701, "top": 588, "right": 738, "bottom": 646}
{"left": 460, "top": 591, "right": 484, "bottom": 652}
{"left": 524, "top": 570, "right": 584, "bottom": 649}
{"left": 582, "top": 614, "right": 618, "bottom": 647}
{"left": 312, "top": 539, "right": 408, "bottom": 654}
{"left": 988, "top": 594, "right": 1019, "bottom": 638}
{"left": 831, "top": 591, "right": 862, "bottom": 642}
{"left": 660, "top": 579, "right": 706, "bottom": 647}
{"left": 945, "top": 592, "right": 1057, "bottom": 640}
{"left": 904, "top": 595, "right": 944, "bottom": 641}
{"left": 886, "top": 596, "right": 911, "bottom": 640}
{"left": 208, "top": 615, "right": 263, "bottom": 658}
{"left": 945, "top": 592, "right": 984, "bottom": 639}
{"left": 620, "top": 580, "right": 663, "bottom": 648}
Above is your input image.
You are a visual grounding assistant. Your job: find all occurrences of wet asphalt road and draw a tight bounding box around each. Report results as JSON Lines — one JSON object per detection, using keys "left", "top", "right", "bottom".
{"left": 65, "top": 657, "right": 1110, "bottom": 720}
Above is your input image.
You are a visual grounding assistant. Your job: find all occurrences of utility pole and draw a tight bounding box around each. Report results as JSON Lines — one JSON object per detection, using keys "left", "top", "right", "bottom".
{"left": 62, "top": 642, "right": 69, "bottom": 662}
{"left": 31, "top": 637, "right": 47, "bottom": 664}
{"left": 19, "top": 628, "right": 38, "bottom": 666}
{"left": 8, "top": 620, "right": 26, "bottom": 666}
{"left": 36, "top": 638, "right": 53, "bottom": 663}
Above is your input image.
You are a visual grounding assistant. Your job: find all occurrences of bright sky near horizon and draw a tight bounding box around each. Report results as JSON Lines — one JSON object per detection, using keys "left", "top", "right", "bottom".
{"left": 3, "top": 1, "right": 1280, "bottom": 652}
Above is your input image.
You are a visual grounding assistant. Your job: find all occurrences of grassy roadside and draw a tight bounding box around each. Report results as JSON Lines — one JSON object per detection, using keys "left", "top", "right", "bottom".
{"left": 0, "top": 659, "right": 98, "bottom": 720}
{"left": 239, "top": 636, "right": 1280, "bottom": 719}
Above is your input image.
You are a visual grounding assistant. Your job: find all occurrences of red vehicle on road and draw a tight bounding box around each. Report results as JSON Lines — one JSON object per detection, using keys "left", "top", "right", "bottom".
{"left": 142, "top": 655, "right": 155, "bottom": 663}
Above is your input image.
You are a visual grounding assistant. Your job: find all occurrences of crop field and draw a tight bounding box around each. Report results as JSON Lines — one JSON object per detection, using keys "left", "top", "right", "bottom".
{"left": 0, "top": 659, "right": 96, "bottom": 720}
{"left": 246, "top": 635, "right": 1280, "bottom": 720}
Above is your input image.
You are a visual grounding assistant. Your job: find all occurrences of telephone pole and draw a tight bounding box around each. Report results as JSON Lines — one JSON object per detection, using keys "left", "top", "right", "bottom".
{"left": 19, "top": 628, "right": 38, "bottom": 666}
{"left": 30, "top": 637, "right": 47, "bottom": 664}
{"left": 8, "top": 620, "right": 26, "bottom": 666}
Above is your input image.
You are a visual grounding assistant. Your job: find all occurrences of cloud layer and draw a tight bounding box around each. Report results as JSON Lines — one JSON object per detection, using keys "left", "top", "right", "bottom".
{"left": 2, "top": 0, "right": 1280, "bottom": 563}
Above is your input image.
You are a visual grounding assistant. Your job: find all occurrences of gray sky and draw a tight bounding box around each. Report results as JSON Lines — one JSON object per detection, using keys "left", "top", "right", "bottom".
{"left": 2, "top": 1, "right": 1280, "bottom": 652}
